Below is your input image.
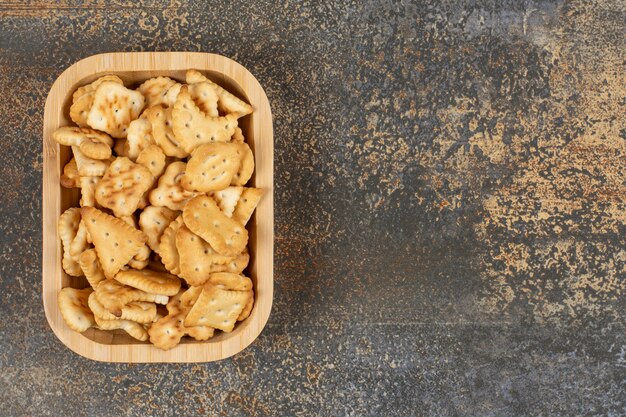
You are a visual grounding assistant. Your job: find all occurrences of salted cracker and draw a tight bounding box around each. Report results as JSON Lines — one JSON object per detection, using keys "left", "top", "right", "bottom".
{"left": 171, "top": 85, "right": 238, "bottom": 153}
{"left": 58, "top": 207, "right": 82, "bottom": 276}
{"left": 114, "top": 269, "right": 181, "bottom": 296}
{"left": 58, "top": 287, "right": 96, "bottom": 332}
{"left": 181, "top": 142, "right": 241, "bottom": 192}
{"left": 232, "top": 142, "right": 254, "bottom": 186}
{"left": 78, "top": 248, "right": 106, "bottom": 289}
{"left": 87, "top": 292, "right": 156, "bottom": 324}
{"left": 232, "top": 187, "right": 264, "bottom": 225}
{"left": 95, "top": 157, "right": 153, "bottom": 217}
{"left": 149, "top": 161, "right": 201, "bottom": 211}
{"left": 94, "top": 315, "right": 149, "bottom": 341}
{"left": 183, "top": 283, "right": 251, "bottom": 332}
{"left": 60, "top": 158, "right": 80, "bottom": 189}
{"left": 159, "top": 215, "right": 184, "bottom": 275}
{"left": 176, "top": 224, "right": 233, "bottom": 286}
{"left": 72, "top": 146, "right": 111, "bottom": 177}
{"left": 144, "top": 105, "right": 188, "bottom": 158}
{"left": 186, "top": 69, "right": 253, "bottom": 117}
{"left": 70, "top": 75, "right": 123, "bottom": 127}
{"left": 81, "top": 206, "right": 147, "bottom": 278}
{"left": 124, "top": 118, "right": 156, "bottom": 161}
{"left": 138, "top": 205, "right": 179, "bottom": 253}
{"left": 183, "top": 195, "right": 248, "bottom": 256}
{"left": 212, "top": 186, "right": 243, "bottom": 217}
{"left": 137, "top": 76, "right": 178, "bottom": 108}
{"left": 95, "top": 278, "right": 168, "bottom": 317}
{"left": 86, "top": 81, "right": 145, "bottom": 138}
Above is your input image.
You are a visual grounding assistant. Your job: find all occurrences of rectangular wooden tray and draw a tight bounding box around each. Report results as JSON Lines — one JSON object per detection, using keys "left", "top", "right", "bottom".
{"left": 42, "top": 52, "right": 273, "bottom": 362}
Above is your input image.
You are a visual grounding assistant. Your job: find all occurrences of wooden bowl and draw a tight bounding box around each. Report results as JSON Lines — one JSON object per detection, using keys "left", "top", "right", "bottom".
{"left": 42, "top": 52, "right": 273, "bottom": 362}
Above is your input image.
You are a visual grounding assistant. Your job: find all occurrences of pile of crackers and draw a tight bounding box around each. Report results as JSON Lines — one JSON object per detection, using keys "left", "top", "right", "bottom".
{"left": 55, "top": 70, "right": 262, "bottom": 350}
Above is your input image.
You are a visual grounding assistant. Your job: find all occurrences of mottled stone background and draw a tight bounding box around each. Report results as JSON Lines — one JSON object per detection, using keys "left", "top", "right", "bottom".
{"left": 0, "top": 0, "right": 624, "bottom": 416}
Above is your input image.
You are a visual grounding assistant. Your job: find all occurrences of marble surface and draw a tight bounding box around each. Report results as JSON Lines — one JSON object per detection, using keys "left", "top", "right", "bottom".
{"left": 0, "top": 1, "right": 624, "bottom": 415}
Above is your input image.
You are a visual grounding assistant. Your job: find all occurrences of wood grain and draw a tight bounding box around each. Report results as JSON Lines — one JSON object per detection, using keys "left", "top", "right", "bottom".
{"left": 42, "top": 52, "right": 273, "bottom": 363}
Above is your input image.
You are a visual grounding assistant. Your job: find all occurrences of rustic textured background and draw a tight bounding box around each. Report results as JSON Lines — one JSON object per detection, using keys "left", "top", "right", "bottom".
{"left": 0, "top": 1, "right": 624, "bottom": 416}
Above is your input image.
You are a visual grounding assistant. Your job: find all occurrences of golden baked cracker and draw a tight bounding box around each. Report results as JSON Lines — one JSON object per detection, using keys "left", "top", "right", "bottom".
{"left": 95, "top": 278, "right": 168, "bottom": 316}
{"left": 79, "top": 248, "right": 106, "bottom": 288}
{"left": 70, "top": 75, "right": 124, "bottom": 127}
{"left": 232, "top": 187, "right": 264, "bottom": 225}
{"left": 188, "top": 81, "right": 219, "bottom": 117}
{"left": 87, "top": 292, "right": 156, "bottom": 324}
{"left": 144, "top": 105, "right": 188, "bottom": 158}
{"left": 162, "top": 83, "right": 182, "bottom": 108}
{"left": 232, "top": 142, "right": 254, "bottom": 186}
{"left": 95, "top": 157, "right": 153, "bottom": 217}
{"left": 60, "top": 158, "right": 80, "bottom": 188}
{"left": 69, "top": 219, "right": 91, "bottom": 260}
{"left": 137, "top": 76, "right": 177, "bottom": 108}
{"left": 183, "top": 195, "right": 248, "bottom": 256}
{"left": 79, "top": 176, "right": 100, "bottom": 207}
{"left": 225, "top": 248, "right": 250, "bottom": 274}
{"left": 184, "top": 284, "right": 250, "bottom": 332}
{"left": 171, "top": 85, "right": 238, "bottom": 153}
{"left": 181, "top": 142, "right": 241, "bottom": 192}
{"left": 212, "top": 186, "right": 243, "bottom": 217}
{"left": 53, "top": 126, "right": 114, "bottom": 160}
{"left": 186, "top": 70, "right": 253, "bottom": 117}
{"left": 149, "top": 161, "right": 201, "bottom": 210}
{"left": 128, "top": 244, "right": 151, "bottom": 270}
{"left": 81, "top": 206, "right": 147, "bottom": 278}
{"left": 58, "top": 207, "right": 82, "bottom": 276}
{"left": 124, "top": 118, "right": 155, "bottom": 161}
{"left": 136, "top": 144, "right": 166, "bottom": 177}
{"left": 94, "top": 315, "right": 149, "bottom": 341}
{"left": 115, "top": 269, "right": 181, "bottom": 296}
{"left": 139, "top": 205, "right": 179, "bottom": 253}
{"left": 72, "top": 146, "right": 111, "bottom": 177}
{"left": 86, "top": 81, "right": 145, "bottom": 138}
{"left": 208, "top": 272, "right": 253, "bottom": 291}
{"left": 58, "top": 287, "right": 95, "bottom": 332}
{"left": 237, "top": 292, "right": 254, "bottom": 321}
{"left": 176, "top": 224, "right": 232, "bottom": 286}
{"left": 159, "top": 215, "right": 184, "bottom": 275}
{"left": 232, "top": 127, "right": 244, "bottom": 143}
{"left": 147, "top": 288, "right": 214, "bottom": 350}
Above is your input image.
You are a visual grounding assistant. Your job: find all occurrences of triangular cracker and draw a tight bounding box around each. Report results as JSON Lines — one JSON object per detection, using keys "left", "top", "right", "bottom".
{"left": 81, "top": 206, "right": 147, "bottom": 278}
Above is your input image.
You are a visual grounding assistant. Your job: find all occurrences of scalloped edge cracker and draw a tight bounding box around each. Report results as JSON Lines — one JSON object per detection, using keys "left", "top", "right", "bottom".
{"left": 86, "top": 81, "right": 145, "bottom": 138}
{"left": 186, "top": 70, "right": 253, "bottom": 117}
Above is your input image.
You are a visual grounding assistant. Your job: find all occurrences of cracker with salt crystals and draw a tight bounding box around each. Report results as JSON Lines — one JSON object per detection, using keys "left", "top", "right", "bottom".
{"left": 58, "top": 207, "right": 82, "bottom": 276}
{"left": 87, "top": 81, "right": 145, "bottom": 138}
{"left": 149, "top": 161, "right": 201, "bottom": 210}
{"left": 81, "top": 206, "right": 147, "bottom": 279}
{"left": 70, "top": 75, "right": 123, "bottom": 127}
{"left": 95, "top": 157, "right": 153, "bottom": 217}
{"left": 87, "top": 292, "right": 156, "bottom": 324}
{"left": 183, "top": 195, "right": 248, "bottom": 256}
{"left": 137, "top": 76, "right": 180, "bottom": 108}
{"left": 148, "top": 287, "right": 214, "bottom": 350}
{"left": 159, "top": 215, "right": 184, "bottom": 275}
{"left": 78, "top": 176, "right": 101, "bottom": 207}
{"left": 61, "top": 158, "right": 80, "bottom": 189}
{"left": 212, "top": 186, "right": 243, "bottom": 217}
{"left": 139, "top": 206, "right": 179, "bottom": 253}
{"left": 124, "top": 118, "right": 155, "bottom": 161}
{"left": 79, "top": 248, "right": 106, "bottom": 288}
{"left": 144, "top": 105, "right": 188, "bottom": 158}
{"left": 53, "top": 127, "right": 114, "bottom": 160}
{"left": 115, "top": 269, "right": 181, "bottom": 296}
{"left": 181, "top": 142, "right": 241, "bottom": 192}
{"left": 233, "top": 187, "right": 264, "bottom": 225}
{"left": 172, "top": 85, "right": 238, "bottom": 153}
{"left": 95, "top": 278, "right": 168, "bottom": 317}
{"left": 186, "top": 69, "right": 253, "bottom": 117}
{"left": 58, "top": 287, "right": 95, "bottom": 332}
{"left": 184, "top": 280, "right": 252, "bottom": 332}
{"left": 94, "top": 315, "right": 149, "bottom": 341}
